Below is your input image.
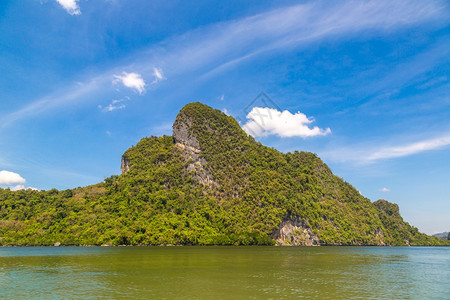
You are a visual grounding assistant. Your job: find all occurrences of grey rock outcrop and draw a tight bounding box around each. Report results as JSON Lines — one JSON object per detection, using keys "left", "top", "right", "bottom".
{"left": 173, "top": 114, "right": 200, "bottom": 149}
{"left": 173, "top": 112, "right": 218, "bottom": 187}
{"left": 271, "top": 216, "right": 319, "bottom": 246}
{"left": 121, "top": 156, "right": 130, "bottom": 173}
{"left": 175, "top": 143, "right": 218, "bottom": 187}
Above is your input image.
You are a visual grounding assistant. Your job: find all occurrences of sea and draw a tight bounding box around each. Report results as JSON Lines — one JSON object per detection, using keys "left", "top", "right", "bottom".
{"left": 0, "top": 246, "right": 448, "bottom": 299}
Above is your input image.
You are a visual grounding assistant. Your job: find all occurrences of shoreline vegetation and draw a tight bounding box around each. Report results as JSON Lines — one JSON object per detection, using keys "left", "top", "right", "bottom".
{"left": 1, "top": 103, "right": 448, "bottom": 247}
{"left": 1, "top": 244, "right": 449, "bottom": 247}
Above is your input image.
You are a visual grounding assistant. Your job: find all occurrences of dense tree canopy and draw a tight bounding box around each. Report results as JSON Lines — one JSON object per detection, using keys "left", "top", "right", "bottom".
{"left": 0, "top": 103, "right": 447, "bottom": 246}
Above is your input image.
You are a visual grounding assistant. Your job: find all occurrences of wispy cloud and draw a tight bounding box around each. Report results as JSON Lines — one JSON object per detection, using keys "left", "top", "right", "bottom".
{"left": 345, "top": 38, "right": 450, "bottom": 111}
{"left": 151, "top": 67, "right": 166, "bottom": 85}
{"left": 0, "top": 78, "right": 102, "bottom": 129}
{"left": 98, "top": 97, "right": 129, "bottom": 112}
{"left": 242, "top": 107, "right": 331, "bottom": 138}
{"left": 3, "top": 0, "right": 448, "bottom": 128}
{"left": 380, "top": 187, "right": 391, "bottom": 192}
{"left": 199, "top": 0, "right": 449, "bottom": 78}
{"left": 56, "top": 0, "right": 81, "bottom": 15}
{"left": 323, "top": 134, "right": 450, "bottom": 164}
{"left": 367, "top": 135, "right": 450, "bottom": 161}
{"left": 99, "top": 101, "right": 125, "bottom": 112}
{"left": 113, "top": 72, "right": 147, "bottom": 94}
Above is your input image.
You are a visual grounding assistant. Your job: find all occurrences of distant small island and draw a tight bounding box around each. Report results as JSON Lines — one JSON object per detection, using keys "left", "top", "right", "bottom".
{"left": 433, "top": 232, "right": 450, "bottom": 240}
{"left": 0, "top": 102, "right": 448, "bottom": 246}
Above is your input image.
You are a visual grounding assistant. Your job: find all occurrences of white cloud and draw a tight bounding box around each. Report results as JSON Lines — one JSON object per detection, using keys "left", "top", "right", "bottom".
{"left": 199, "top": 0, "right": 448, "bottom": 79}
{"left": 113, "top": 72, "right": 146, "bottom": 94}
{"left": 10, "top": 185, "right": 39, "bottom": 191}
{"left": 151, "top": 67, "right": 166, "bottom": 84}
{"left": 0, "top": 78, "right": 101, "bottom": 130}
{"left": 380, "top": 187, "right": 391, "bottom": 192}
{"left": 367, "top": 135, "right": 450, "bottom": 161}
{"left": 0, "top": 170, "right": 39, "bottom": 191}
{"left": 242, "top": 107, "right": 331, "bottom": 138}
{"left": 2, "top": 1, "right": 447, "bottom": 129}
{"left": 99, "top": 99, "right": 126, "bottom": 112}
{"left": 322, "top": 134, "right": 450, "bottom": 164}
{"left": 0, "top": 170, "right": 26, "bottom": 185}
{"left": 103, "top": 103, "right": 125, "bottom": 112}
{"left": 56, "top": 0, "right": 81, "bottom": 15}
{"left": 10, "top": 184, "right": 25, "bottom": 191}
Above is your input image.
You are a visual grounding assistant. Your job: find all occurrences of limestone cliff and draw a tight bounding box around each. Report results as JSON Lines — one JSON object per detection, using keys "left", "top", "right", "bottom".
{"left": 8, "top": 102, "right": 441, "bottom": 246}
{"left": 173, "top": 109, "right": 218, "bottom": 187}
{"left": 271, "top": 216, "right": 319, "bottom": 246}
{"left": 173, "top": 112, "right": 200, "bottom": 149}
{"left": 120, "top": 156, "right": 130, "bottom": 173}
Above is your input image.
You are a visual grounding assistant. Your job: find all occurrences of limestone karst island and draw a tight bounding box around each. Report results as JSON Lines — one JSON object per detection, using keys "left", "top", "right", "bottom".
{"left": 0, "top": 103, "right": 448, "bottom": 246}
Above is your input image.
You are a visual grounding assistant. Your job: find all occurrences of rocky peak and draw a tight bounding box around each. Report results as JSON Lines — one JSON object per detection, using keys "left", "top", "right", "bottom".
{"left": 172, "top": 112, "right": 200, "bottom": 149}
{"left": 373, "top": 199, "right": 400, "bottom": 217}
{"left": 172, "top": 103, "right": 218, "bottom": 187}
{"left": 172, "top": 102, "right": 249, "bottom": 150}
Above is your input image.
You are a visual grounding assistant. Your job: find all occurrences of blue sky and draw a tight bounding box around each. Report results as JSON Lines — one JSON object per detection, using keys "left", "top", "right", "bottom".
{"left": 0, "top": 0, "right": 449, "bottom": 234}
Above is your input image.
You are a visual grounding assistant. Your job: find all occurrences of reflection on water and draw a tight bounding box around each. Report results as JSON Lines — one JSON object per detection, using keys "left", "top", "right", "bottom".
{"left": 0, "top": 247, "right": 448, "bottom": 299}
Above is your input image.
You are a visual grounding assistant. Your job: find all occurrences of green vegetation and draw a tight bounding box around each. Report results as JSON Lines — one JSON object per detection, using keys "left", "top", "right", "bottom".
{"left": 0, "top": 102, "right": 448, "bottom": 246}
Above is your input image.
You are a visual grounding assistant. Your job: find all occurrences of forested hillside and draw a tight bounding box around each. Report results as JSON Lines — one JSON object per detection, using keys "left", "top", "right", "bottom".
{"left": 0, "top": 102, "right": 447, "bottom": 246}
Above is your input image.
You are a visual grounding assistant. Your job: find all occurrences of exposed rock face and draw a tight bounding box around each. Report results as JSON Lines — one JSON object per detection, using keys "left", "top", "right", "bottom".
{"left": 374, "top": 228, "right": 386, "bottom": 246}
{"left": 173, "top": 112, "right": 218, "bottom": 187}
{"left": 120, "top": 156, "right": 130, "bottom": 173}
{"left": 173, "top": 114, "right": 200, "bottom": 149}
{"left": 175, "top": 142, "right": 218, "bottom": 187}
{"left": 271, "top": 216, "right": 319, "bottom": 246}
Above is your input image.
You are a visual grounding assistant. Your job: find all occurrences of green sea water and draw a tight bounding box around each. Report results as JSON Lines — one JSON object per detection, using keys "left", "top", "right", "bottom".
{"left": 0, "top": 246, "right": 448, "bottom": 299}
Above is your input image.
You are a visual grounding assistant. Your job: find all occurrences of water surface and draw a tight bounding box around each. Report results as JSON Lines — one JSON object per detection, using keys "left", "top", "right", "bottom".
{"left": 0, "top": 246, "right": 448, "bottom": 299}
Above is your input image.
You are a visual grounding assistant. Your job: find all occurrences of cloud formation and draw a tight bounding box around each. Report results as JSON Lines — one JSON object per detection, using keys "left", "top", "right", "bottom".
{"left": 99, "top": 98, "right": 128, "bottom": 112}
{"left": 199, "top": 0, "right": 448, "bottom": 78}
{"left": 242, "top": 107, "right": 331, "bottom": 138}
{"left": 322, "top": 134, "right": 450, "bottom": 164}
{"left": 0, "top": 78, "right": 101, "bottom": 129}
{"left": 151, "top": 67, "right": 166, "bottom": 85}
{"left": 380, "top": 187, "right": 391, "bottom": 192}
{"left": 0, "top": 170, "right": 38, "bottom": 190}
{"left": 0, "top": 170, "right": 26, "bottom": 185}
{"left": 367, "top": 135, "right": 450, "bottom": 161}
{"left": 56, "top": 0, "right": 81, "bottom": 15}
{"left": 10, "top": 184, "right": 25, "bottom": 191}
{"left": 113, "top": 72, "right": 146, "bottom": 94}
{"left": 3, "top": 1, "right": 447, "bottom": 129}
{"left": 10, "top": 185, "right": 39, "bottom": 191}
